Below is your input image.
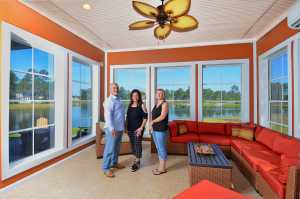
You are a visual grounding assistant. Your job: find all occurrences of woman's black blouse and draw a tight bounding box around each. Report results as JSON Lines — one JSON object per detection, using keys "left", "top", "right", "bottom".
{"left": 126, "top": 104, "right": 148, "bottom": 131}
{"left": 152, "top": 102, "right": 169, "bottom": 132}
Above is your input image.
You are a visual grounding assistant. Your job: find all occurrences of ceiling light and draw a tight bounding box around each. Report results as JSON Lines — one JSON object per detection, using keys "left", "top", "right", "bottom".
{"left": 82, "top": 3, "right": 91, "bottom": 10}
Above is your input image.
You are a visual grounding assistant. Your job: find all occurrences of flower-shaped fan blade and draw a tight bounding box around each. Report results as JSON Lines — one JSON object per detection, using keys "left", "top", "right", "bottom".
{"left": 154, "top": 24, "right": 172, "bottom": 40}
{"left": 172, "top": 15, "right": 198, "bottom": 32}
{"left": 132, "top": 1, "right": 159, "bottom": 19}
{"left": 129, "top": 20, "right": 155, "bottom": 30}
{"left": 164, "top": 0, "right": 191, "bottom": 17}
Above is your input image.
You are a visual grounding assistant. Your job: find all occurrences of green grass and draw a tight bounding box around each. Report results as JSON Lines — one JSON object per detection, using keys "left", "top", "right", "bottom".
{"left": 203, "top": 101, "right": 240, "bottom": 108}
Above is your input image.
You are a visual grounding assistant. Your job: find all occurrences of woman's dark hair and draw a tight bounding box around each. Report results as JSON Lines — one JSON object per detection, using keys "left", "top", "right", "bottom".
{"left": 129, "top": 89, "right": 143, "bottom": 107}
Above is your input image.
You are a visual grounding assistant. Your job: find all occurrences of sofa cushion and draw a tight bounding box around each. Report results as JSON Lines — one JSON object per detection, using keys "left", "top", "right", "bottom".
{"left": 231, "top": 138, "right": 266, "bottom": 154}
{"left": 168, "top": 121, "right": 178, "bottom": 137}
{"left": 175, "top": 120, "right": 198, "bottom": 134}
{"left": 259, "top": 167, "right": 285, "bottom": 199}
{"left": 170, "top": 134, "right": 199, "bottom": 143}
{"left": 272, "top": 135, "right": 300, "bottom": 158}
{"left": 255, "top": 127, "right": 279, "bottom": 150}
{"left": 198, "top": 122, "right": 225, "bottom": 135}
{"left": 198, "top": 135, "right": 231, "bottom": 146}
{"left": 241, "top": 147, "right": 280, "bottom": 171}
{"left": 278, "top": 155, "right": 300, "bottom": 184}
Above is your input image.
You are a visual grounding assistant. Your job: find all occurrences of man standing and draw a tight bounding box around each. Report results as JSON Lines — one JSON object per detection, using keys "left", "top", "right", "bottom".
{"left": 103, "top": 83, "right": 125, "bottom": 177}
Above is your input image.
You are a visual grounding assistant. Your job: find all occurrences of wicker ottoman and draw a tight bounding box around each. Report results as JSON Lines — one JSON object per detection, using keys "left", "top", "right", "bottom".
{"left": 187, "top": 143, "right": 232, "bottom": 189}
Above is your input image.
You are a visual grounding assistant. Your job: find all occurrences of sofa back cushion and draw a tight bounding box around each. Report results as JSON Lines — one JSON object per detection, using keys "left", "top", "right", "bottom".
{"left": 174, "top": 120, "right": 198, "bottom": 134}
{"left": 255, "top": 127, "right": 279, "bottom": 150}
{"left": 272, "top": 135, "right": 300, "bottom": 158}
{"left": 168, "top": 121, "right": 178, "bottom": 137}
{"left": 278, "top": 155, "right": 300, "bottom": 184}
{"left": 198, "top": 122, "right": 225, "bottom": 135}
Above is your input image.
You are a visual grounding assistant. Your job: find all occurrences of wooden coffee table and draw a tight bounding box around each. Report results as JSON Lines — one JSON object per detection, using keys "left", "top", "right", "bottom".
{"left": 187, "top": 142, "right": 232, "bottom": 189}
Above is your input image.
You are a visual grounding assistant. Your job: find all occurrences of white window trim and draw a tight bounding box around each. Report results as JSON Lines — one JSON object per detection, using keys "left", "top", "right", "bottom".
{"left": 110, "top": 62, "right": 197, "bottom": 121}
{"left": 67, "top": 51, "right": 101, "bottom": 147}
{"left": 258, "top": 40, "right": 293, "bottom": 136}
{"left": 294, "top": 33, "right": 300, "bottom": 138}
{"left": 0, "top": 22, "right": 68, "bottom": 179}
{"left": 198, "top": 59, "right": 250, "bottom": 123}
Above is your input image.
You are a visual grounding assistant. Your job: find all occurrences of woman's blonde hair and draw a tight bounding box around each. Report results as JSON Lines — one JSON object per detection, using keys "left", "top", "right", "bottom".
{"left": 156, "top": 88, "right": 166, "bottom": 101}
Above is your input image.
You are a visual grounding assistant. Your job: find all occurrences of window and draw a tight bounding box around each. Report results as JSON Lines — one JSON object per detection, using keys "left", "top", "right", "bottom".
{"left": 72, "top": 60, "right": 93, "bottom": 141}
{"left": 268, "top": 49, "right": 288, "bottom": 134}
{"left": 156, "top": 66, "right": 192, "bottom": 120}
{"left": 9, "top": 36, "right": 55, "bottom": 164}
{"left": 114, "top": 68, "right": 147, "bottom": 111}
{"left": 202, "top": 64, "right": 242, "bottom": 122}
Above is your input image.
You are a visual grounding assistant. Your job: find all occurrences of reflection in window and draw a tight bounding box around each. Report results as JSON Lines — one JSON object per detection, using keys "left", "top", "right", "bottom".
{"left": 268, "top": 49, "right": 288, "bottom": 134}
{"left": 9, "top": 35, "right": 55, "bottom": 163}
{"left": 72, "top": 60, "right": 92, "bottom": 141}
{"left": 202, "top": 65, "right": 241, "bottom": 122}
{"left": 156, "top": 67, "right": 191, "bottom": 120}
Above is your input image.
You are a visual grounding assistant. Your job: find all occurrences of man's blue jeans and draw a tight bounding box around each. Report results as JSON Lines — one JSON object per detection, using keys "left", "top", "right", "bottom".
{"left": 102, "top": 128, "right": 123, "bottom": 172}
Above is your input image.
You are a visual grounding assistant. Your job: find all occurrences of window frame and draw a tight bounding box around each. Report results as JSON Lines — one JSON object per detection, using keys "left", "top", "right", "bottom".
{"left": 267, "top": 48, "right": 289, "bottom": 134}
{"left": 294, "top": 34, "right": 300, "bottom": 138}
{"left": 67, "top": 51, "right": 100, "bottom": 148}
{"left": 198, "top": 59, "right": 250, "bottom": 123}
{"left": 258, "top": 40, "right": 293, "bottom": 136}
{"left": 1, "top": 22, "right": 68, "bottom": 179}
{"left": 110, "top": 63, "right": 196, "bottom": 137}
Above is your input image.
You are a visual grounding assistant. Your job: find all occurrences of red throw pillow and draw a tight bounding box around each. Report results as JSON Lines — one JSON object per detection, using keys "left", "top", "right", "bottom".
{"left": 255, "top": 128, "right": 278, "bottom": 149}
{"left": 278, "top": 155, "right": 300, "bottom": 184}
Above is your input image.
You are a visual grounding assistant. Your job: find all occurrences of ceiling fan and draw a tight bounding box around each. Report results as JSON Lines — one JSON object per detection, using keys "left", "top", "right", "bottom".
{"left": 129, "top": 0, "right": 198, "bottom": 40}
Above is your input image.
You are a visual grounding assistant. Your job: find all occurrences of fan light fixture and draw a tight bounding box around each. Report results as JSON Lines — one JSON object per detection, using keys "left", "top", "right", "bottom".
{"left": 129, "top": 0, "right": 198, "bottom": 40}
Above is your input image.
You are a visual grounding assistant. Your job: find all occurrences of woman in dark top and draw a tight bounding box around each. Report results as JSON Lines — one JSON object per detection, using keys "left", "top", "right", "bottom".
{"left": 126, "top": 89, "right": 148, "bottom": 172}
{"left": 150, "top": 88, "right": 169, "bottom": 175}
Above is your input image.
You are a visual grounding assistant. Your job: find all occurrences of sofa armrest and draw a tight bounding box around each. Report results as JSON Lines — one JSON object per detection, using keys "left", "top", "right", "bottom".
{"left": 168, "top": 121, "right": 178, "bottom": 137}
{"left": 285, "top": 166, "right": 300, "bottom": 199}
{"left": 96, "top": 122, "right": 104, "bottom": 147}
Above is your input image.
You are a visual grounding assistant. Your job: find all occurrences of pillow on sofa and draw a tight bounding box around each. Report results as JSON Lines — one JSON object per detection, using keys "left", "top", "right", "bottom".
{"left": 255, "top": 128, "right": 279, "bottom": 150}
{"left": 272, "top": 135, "right": 300, "bottom": 158}
{"left": 178, "top": 124, "right": 188, "bottom": 135}
{"left": 231, "top": 127, "right": 254, "bottom": 141}
{"left": 175, "top": 120, "right": 198, "bottom": 134}
{"left": 278, "top": 155, "right": 300, "bottom": 184}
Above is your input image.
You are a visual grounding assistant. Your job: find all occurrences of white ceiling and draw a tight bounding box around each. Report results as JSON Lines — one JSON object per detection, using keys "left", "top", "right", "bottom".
{"left": 22, "top": 0, "right": 295, "bottom": 51}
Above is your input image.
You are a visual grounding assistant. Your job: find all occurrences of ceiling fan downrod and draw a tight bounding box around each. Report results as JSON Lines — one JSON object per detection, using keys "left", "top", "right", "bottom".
{"left": 157, "top": 0, "right": 169, "bottom": 26}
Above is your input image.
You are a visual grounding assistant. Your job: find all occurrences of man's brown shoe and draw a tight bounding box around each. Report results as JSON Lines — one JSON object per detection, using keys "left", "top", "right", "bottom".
{"left": 104, "top": 170, "right": 115, "bottom": 178}
{"left": 111, "top": 163, "right": 125, "bottom": 169}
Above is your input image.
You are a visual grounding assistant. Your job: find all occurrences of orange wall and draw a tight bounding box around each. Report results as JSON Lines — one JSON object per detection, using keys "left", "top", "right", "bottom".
{"left": 107, "top": 43, "right": 254, "bottom": 123}
{"left": 256, "top": 18, "right": 299, "bottom": 136}
{"left": 257, "top": 18, "right": 299, "bottom": 55}
{"left": 0, "top": 0, "right": 104, "bottom": 188}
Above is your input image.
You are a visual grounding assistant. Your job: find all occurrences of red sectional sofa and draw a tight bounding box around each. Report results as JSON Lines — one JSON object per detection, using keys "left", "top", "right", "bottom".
{"left": 164, "top": 120, "right": 300, "bottom": 199}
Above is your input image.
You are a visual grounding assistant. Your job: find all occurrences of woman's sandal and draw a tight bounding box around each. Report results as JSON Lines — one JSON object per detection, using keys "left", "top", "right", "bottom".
{"left": 152, "top": 169, "right": 168, "bottom": 175}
